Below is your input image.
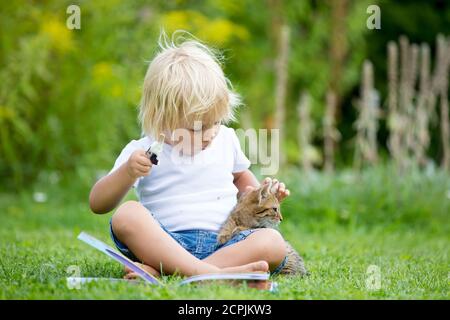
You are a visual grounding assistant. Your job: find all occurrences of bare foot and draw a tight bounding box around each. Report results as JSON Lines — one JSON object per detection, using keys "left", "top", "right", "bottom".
{"left": 221, "top": 260, "right": 269, "bottom": 274}
{"left": 124, "top": 262, "right": 161, "bottom": 280}
{"left": 125, "top": 260, "right": 268, "bottom": 279}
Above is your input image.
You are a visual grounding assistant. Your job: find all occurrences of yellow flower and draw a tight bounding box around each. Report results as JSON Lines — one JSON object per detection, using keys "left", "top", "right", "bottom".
{"left": 161, "top": 11, "right": 193, "bottom": 33}
{"left": 232, "top": 25, "right": 250, "bottom": 42}
{"left": 91, "top": 62, "right": 125, "bottom": 98}
{"left": 130, "top": 86, "right": 141, "bottom": 104}
{"left": 0, "top": 106, "right": 16, "bottom": 120}
{"left": 201, "top": 19, "right": 249, "bottom": 45}
{"left": 92, "top": 62, "right": 113, "bottom": 82}
{"left": 201, "top": 19, "right": 234, "bottom": 45}
{"left": 110, "top": 84, "right": 123, "bottom": 98}
{"left": 161, "top": 10, "right": 249, "bottom": 46}
{"left": 40, "top": 18, "right": 74, "bottom": 53}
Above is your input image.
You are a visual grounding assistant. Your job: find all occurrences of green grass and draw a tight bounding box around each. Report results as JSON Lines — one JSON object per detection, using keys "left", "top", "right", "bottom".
{"left": 0, "top": 165, "right": 449, "bottom": 299}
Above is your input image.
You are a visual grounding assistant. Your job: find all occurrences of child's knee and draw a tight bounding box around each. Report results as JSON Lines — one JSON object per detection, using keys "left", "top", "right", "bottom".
{"left": 111, "top": 201, "right": 148, "bottom": 237}
{"left": 253, "top": 229, "right": 287, "bottom": 263}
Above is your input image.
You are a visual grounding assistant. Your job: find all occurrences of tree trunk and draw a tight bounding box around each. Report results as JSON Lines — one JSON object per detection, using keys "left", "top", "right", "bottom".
{"left": 323, "top": 90, "right": 340, "bottom": 173}
{"left": 274, "top": 24, "right": 290, "bottom": 167}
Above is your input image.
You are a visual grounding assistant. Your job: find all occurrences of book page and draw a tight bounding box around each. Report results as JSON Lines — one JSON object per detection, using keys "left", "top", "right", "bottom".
{"left": 180, "top": 272, "right": 276, "bottom": 291}
{"left": 77, "top": 232, "right": 162, "bottom": 285}
{"left": 179, "top": 272, "right": 270, "bottom": 285}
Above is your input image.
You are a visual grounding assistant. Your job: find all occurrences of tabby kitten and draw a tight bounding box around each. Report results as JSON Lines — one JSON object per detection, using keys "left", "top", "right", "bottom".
{"left": 217, "top": 181, "right": 308, "bottom": 276}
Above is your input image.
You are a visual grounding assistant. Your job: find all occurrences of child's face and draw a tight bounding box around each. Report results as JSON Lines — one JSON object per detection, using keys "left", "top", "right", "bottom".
{"left": 165, "top": 121, "right": 221, "bottom": 156}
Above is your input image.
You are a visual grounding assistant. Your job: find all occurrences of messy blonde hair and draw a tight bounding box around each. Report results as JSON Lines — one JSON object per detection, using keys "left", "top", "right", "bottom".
{"left": 139, "top": 31, "right": 241, "bottom": 138}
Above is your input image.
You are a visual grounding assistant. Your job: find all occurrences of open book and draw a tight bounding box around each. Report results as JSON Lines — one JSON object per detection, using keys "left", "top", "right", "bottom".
{"left": 71, "top": 232, "right": 277, "bottom": 291}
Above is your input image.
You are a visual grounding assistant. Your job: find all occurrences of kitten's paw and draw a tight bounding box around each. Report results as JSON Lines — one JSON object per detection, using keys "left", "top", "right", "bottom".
{"left": 217, "top": 235, "right": 229, "bottom": 244}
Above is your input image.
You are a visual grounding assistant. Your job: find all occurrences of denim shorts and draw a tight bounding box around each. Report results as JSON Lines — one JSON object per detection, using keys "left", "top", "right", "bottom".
{"left": 109, "top": 217, "right": 287, "bottom": 276}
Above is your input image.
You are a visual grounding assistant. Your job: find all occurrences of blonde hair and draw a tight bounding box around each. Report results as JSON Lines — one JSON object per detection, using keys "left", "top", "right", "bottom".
{"left": 139, "top": 31, "right": 241, "bottom": 138}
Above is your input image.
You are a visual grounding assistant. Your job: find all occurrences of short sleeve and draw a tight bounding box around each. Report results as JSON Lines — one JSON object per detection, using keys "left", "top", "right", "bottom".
{"left": 229, "top": 128, "right": 251, "bottom": 173}
{"left": 108, "top": 139, "right": 145, "bottom": 188}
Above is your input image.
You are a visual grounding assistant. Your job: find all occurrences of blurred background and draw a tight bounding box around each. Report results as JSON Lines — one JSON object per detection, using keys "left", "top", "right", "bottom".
{"left": 0, "top": 0, "right": 449, "bottom": 190}
{"left": 0, "top": 0, "right": 449, "bottom": 299}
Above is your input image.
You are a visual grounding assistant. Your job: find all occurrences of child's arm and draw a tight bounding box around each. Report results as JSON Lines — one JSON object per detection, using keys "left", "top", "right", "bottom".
{"left": 233, "top": 170, "right": 290, "bottom": 201}
{"left": 233, "top": 170, "right": 260, "bottom": 198}
{"left": 89, "top": 149, "right": 152, "bottom": 214}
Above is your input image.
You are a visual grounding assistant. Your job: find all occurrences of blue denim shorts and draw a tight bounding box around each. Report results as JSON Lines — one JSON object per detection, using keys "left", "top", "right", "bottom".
{"left": 109, "top": 217, "right": 287, "bottom": 276}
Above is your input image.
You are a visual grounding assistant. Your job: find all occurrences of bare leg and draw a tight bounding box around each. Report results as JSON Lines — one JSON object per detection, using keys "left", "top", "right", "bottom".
{"left": 111, "top": 201, "right": 269, "bottom": 277}
{"left": 203, "top": 229, "right": 287, "bottom": 272}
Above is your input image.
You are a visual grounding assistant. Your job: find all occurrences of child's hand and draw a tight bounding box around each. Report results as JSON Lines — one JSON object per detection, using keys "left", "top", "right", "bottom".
{"left": 126, "top": 149, "right": 152, "bottom": 179}
{"left": 243, "top": 177, "right": 290, "bottom": 202}
{"left": 262, "top": 177, "right": 290, "bottom": 202}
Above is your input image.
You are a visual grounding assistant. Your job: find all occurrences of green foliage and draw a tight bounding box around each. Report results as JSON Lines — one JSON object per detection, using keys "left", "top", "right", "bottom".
{"left": 279, "top": 164, "right": 450, "bottom": 232}
{"left": 1, "top": 0, "right": 448, "bottom": 188}
{"left": 0, "top": 1, "right": 157, "bottom": 188}
{"left": 0, "top": 0, "right": 371, "bottom": 187}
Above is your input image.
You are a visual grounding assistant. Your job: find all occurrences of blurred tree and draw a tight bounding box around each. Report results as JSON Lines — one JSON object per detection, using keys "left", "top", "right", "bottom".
{"left": 1, "top": 0, "right": 447, "bottom": 188}
{"left": 0, "top": 0, "right": 158, "bottom": 188}
{"left": 365, "top": 0, "right": 450, "bottom": 162}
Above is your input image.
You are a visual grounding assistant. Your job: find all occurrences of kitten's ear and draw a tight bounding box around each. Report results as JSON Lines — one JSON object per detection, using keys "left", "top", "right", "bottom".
{"left": 238, "top": 186, "right": 255, "bottom": 202}
{"left": 258, "top": 180, "right": 272, "bottom": 203}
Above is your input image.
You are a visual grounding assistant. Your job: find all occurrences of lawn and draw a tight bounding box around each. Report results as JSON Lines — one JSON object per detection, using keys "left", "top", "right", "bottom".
{"left": 0, "top": 165, "right": 448, "bottom": 299}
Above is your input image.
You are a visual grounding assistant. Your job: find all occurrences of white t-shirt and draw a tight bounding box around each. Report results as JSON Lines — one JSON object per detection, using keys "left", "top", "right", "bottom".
{"left": 108, "top": 125, "right": 251, "bottom": 232}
